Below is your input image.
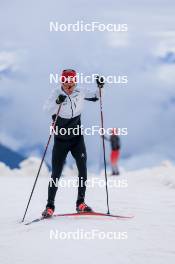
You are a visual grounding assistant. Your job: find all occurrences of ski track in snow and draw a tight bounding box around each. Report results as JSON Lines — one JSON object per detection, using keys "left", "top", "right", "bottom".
{"left": 0, "top": 159, "right": 175, "bottom": 264}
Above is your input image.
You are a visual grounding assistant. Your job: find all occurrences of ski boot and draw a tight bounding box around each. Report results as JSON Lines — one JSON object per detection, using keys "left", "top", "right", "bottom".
{"left": 76, "top": 202, "right": 93, "bottom": 213}
{"left": 42, "top": 204, "right": 55, "bottom": 218}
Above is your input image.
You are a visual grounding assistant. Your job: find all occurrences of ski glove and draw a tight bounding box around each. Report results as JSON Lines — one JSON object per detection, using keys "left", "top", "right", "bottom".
{"left": 52, "top": 114, "right": 56, "bottom": 121}
{"left": 96, "top": 75, "right": 105, "bottom": 88}
{"left": 56, "top": 94, "right": 67, "bottom": 104}
{"left": 84, "top": 96, "right": 99, "bottom": 102}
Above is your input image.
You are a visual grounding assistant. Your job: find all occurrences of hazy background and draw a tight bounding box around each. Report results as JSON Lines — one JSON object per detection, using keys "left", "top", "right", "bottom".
{"left": 0, "top": 0, "right": 175, "bottom": 170}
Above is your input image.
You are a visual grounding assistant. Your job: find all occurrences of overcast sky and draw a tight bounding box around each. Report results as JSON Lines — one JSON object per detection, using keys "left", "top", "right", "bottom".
{"left": 0, "top": 0, "right": 175, "bottom": 169}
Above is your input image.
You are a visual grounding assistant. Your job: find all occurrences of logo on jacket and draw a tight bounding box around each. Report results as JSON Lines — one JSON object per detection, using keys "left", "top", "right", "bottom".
{"left": 81, "top": 153, "right": 85, "bottom": 158}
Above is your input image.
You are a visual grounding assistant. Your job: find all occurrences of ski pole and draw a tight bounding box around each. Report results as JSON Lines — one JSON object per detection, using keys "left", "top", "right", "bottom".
{"left": 21, "top": 103, "right": 62, "bottom": 222}
{"left": 96, "top": 75, "right": 110, "bottom": 215}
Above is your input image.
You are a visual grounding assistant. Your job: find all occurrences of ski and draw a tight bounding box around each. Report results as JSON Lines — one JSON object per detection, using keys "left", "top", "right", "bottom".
{"left": 54, "top": 212, "right": 133, "bottom": 219}
{"left": 25, "top": 216, "right": 46, "bottom": 225}
{"left": 25, "top": 212, "right": 134, "bottom": 225}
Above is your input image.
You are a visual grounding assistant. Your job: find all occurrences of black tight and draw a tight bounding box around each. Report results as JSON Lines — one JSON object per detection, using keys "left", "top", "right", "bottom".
{"left": 47, "top": 136, "right": 87, "bottom": 207}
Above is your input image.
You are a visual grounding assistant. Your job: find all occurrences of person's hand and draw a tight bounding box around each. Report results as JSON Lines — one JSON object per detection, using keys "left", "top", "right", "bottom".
{"left": 56, "top": 94, "right": 67, "bottom": 104}
{"left": 51, "top": 114, "right": 57, "bottom": 129}
{"left": 52, "top": 114, "right": 56, "bottom": 121}
{"left": 96, "top": 75, "right": 105, "bottom": 88}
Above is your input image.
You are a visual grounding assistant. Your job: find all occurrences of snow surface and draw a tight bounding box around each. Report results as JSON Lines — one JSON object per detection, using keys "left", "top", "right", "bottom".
{"left": 0, "top": 158, "right": 175, "bottom": 264}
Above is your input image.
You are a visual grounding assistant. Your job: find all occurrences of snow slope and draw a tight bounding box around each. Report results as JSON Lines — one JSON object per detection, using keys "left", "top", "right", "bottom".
{"left": 0, "top": 158, "right": 175, "bottom": 264}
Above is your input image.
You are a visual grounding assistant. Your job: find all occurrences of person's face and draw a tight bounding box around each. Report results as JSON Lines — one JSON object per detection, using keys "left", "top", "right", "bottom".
{"left": 112, "top": 128, "right": 118, "bottom": 135}
{"left": 62, "top": 82, "right": 76, "bottom": 95}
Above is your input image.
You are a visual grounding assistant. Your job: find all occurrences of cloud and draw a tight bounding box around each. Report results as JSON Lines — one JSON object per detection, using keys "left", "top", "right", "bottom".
{"left": 0, "top": 0, "right": 175, "bottom": 169}
{"left": 106, "top": 32, "right": 129, "bottom": 48}
{"left": 0, "top": 132, "right": 23, "bottom": 151}
{"left": 0, "top": 51, "right": 18, "bottom": 77}
{"left": 152, "top": 31, "right": 175, "bottom": 56}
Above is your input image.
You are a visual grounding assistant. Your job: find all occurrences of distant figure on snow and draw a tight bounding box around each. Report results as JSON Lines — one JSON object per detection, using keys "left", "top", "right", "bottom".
{"left": 104, "top": 128, "right": 121, "bottom": 176}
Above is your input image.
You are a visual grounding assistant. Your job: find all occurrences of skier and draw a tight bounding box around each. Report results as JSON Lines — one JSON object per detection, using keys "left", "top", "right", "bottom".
{"left": 42, "top": 69, "right": 104, "bottom": 217}
{"left": 104, "top": 128, "right": 121, "bottom": 175}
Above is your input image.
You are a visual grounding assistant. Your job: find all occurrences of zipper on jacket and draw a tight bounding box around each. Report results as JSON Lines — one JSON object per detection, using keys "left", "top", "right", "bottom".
{"left": 68, "top": 95, "right": 73, "bottom": 118}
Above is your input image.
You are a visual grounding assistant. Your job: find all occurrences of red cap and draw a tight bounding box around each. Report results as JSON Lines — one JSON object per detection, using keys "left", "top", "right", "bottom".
{"left": 61, "top": 69, "right": 77, "bottom": 83}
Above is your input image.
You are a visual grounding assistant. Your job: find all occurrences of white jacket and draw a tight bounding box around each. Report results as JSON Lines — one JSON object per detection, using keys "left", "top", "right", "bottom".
{"left": 44, "top": 86, "right": 100, "bottom": 119}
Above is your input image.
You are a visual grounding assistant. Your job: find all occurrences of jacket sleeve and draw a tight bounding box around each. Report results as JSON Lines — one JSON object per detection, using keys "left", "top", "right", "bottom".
{"left": 43, "top": 88, "right": 61, "bottom": 114}
{"left": 83, "top": 86, "right": 102, "bottom": 101}
{"left": 117, "top": 136, "right": 121, "bottom": 149}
